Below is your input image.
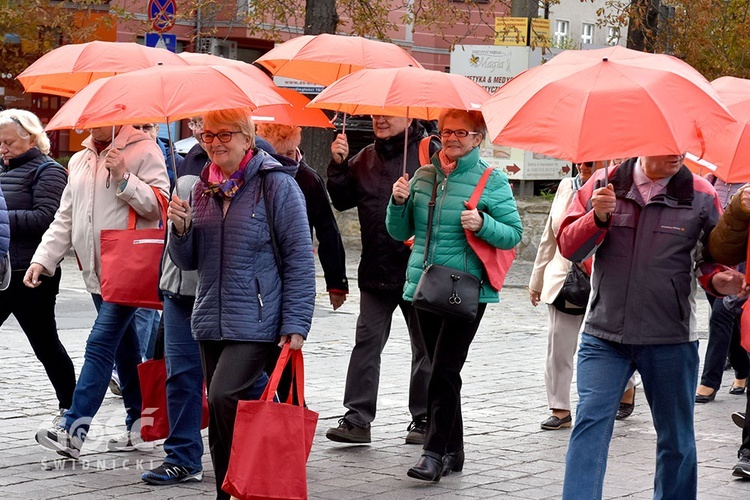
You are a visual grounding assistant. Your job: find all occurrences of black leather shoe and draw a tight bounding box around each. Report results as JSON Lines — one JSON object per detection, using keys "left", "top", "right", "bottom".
{"left": 732, "top": 412, "right": 746, "bottom": 429}
{"left": 407, "top": 453, "right": 444, "bottom": 482}
{"left": 442, "top": 450, "right": 464, "bottom": 476}
{"left": 541, "top": 414, "right": 572, "bottom": 430}
{"left": 729, "top": 384, "right": 747, "bottom": 395}
{"left": 695, "top": 389, "right": 716, "bottom": 404}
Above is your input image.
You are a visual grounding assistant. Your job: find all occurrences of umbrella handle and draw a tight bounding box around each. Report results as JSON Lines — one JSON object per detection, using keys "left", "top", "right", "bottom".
{"left": 402, "top": 124, "right": 409, "bottom": 177}
{"left": 342, "top": 112, "right": 347, "bottom": 135}
{"left": 166, "top": 121, "right": 178, "bottom": 197}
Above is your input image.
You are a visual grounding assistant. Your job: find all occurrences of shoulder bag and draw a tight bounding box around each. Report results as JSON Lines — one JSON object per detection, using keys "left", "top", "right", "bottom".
{"left": 412, "top": 174, "right": 481, "bottom": 321}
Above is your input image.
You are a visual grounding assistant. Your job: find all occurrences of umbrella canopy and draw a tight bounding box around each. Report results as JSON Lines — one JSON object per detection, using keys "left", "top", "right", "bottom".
{"left": 482, "top": 45, "right": 735, "bottom": 163}
{"left": 687, "top": 77, "right": 750, "bottom": 183}
{"left": 255, "top": 34, "right": 422, "bottom": 86}
{"left": 307, "top": 66, "right": 491, "bottom": 120}
{"left": 45, "top": 65, "right": 289, "bottom": 131}
{"left": 253, "top": 88, "right": 333, "bottom": 128}
{"left": 17, "top": 41, "right": 189, "bottom": 97}
{"left": 177, "top": 52, "right": 332, "bottom": 128}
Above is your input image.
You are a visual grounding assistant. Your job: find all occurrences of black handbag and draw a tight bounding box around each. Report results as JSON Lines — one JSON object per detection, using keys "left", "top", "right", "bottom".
{"left": 412, "top": 176, "right": 481, "bottom": 321}
{"left": 560, "top": 263, "right": 591, "bottom": 308}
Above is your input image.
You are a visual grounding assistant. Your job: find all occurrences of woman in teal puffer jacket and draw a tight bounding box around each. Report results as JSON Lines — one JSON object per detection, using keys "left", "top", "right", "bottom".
{"left": 387, "top": 109, "right": 523, "bottom": 482}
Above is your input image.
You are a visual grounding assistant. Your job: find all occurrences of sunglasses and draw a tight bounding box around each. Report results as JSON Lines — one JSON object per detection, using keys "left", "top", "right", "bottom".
{"left": 133, "top": 125, "right": 155, "bottom": 132}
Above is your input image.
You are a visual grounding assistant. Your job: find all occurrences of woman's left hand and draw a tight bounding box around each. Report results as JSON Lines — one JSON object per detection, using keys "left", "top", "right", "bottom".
{"left": 461, "top": 202, "right": 483, "bottom": 232}
{"left": 279, "top": 334, "right": 305, "bottom": 350}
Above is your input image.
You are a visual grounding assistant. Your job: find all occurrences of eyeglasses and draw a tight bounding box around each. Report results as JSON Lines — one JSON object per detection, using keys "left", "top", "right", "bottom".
{"left": 438, "top": 129, "right": 479, "bottom": 138}
{"left": 133, "top": 125, "right": 155, "bottom": 132}
{"left": 188, "top": 120, "right": 203, "bottom": 130}
{"left": 199, "top": 131, "right": 243, "bottom": 144}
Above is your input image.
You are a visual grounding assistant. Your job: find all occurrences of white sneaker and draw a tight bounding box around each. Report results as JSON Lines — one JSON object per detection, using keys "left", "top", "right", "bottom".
{"left": 106, "top": 430, "right": 152, "bottom": 452}
{"left": 35, "top": 426, "right": 81, "bottom": 459}
{"left": 52, "top": 408, "right": 67, "bottom": 428}
{"left": 109, "top": 370, "right": 122, "bottom": 397}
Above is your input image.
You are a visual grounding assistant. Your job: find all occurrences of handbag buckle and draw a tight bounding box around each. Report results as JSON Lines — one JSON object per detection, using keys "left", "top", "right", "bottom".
{"left": 449, "top": 274, "right": 462, "bottom": 305}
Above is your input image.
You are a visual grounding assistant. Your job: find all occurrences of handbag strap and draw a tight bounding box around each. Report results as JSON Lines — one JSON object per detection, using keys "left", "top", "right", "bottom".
{"left": 127, "top": 185, "right": 169, "bottom": 231}
{"left": 421, "top": 175, "right": 440, "bottom": 268}
{"left": 261, "top": 343, "right": 305, "bottom": 406}
{"left": 464, "top": 167, "right": 495, "bottom": 211}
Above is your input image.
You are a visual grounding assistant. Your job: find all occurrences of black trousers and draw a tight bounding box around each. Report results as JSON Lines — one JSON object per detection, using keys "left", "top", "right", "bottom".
{"left": 743, "top": 376, "right": 750, "bottom": 454}
{"left": 0, "top": 268, "right": 75, "bottom": 409}
{"left": 417, "top": 303, "right": 487, "bottom": 456}
{"left": 199, "top": 339, "right": 275, "bottom": 500}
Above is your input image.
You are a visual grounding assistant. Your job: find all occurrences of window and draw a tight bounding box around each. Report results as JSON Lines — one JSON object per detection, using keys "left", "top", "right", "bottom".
{"left": 608, "top": 27, "right": 620, "bottom": 46}
{"left": 554, "top": 20, "right": 569, "bottom": 46}
{"left": 581, "top": 23, "right": 594, "bottom": 45}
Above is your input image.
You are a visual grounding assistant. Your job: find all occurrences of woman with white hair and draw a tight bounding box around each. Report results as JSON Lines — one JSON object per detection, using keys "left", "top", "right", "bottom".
{"left": 0, "top": 109, "right": 73, "bottom": 418}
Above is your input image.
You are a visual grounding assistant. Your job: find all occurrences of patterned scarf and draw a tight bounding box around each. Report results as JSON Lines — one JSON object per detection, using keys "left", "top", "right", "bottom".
{"left": 203, "top": 150, "right": 254, "bottom": 199}
{"left": 438, "top": 149, "right": 458, "bottom": 176}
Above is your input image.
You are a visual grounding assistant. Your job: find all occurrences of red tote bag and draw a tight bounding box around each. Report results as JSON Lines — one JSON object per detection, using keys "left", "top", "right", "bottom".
{"left": 465, "top": 167, "right": 516, "bottom": 291}
{"left": 100, "top": 186, "right": 168, "bottom": 310}
{"left": 222, "top": 344, "right": 319, "bottom": 500}
{"left": 137, "top": 357, "right": 210, "bottom": 442}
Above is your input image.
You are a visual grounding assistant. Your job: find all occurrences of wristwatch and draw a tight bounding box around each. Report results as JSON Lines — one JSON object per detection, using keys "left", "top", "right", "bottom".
{"left": 122, "top": 171, "right": 131, "bottom": 182}
{"left": 118, "top": 171, "right": 131, "bottom": 190}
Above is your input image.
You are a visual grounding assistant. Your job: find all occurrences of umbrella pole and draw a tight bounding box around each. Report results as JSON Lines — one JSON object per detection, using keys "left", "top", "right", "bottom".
{"left": 166, "top": 120, "right": 178, "bottom": 197}
{"left": 342, "top": 112, "right": 347, "bottom": 135}
{"left": 402, "top": 123, "right": 409, "bottom": 177}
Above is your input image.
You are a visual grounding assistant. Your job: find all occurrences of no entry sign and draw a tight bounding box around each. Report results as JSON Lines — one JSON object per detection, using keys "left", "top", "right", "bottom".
{"left": 148, "top": 0, "right": 176, "bottom": 33}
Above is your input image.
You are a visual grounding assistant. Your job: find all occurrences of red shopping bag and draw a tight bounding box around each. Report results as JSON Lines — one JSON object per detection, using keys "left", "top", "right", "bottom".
{"left": 222, "top": 344, "right": 318, "bottom": 500}
{"left": 100, "top": 186, "right": 168, "bottom": 309}
{"left": 465, "top": 167, "right": 516, "bottom": 291}
{"left": 137, "top": 357, "right": 210, "bottom": 442}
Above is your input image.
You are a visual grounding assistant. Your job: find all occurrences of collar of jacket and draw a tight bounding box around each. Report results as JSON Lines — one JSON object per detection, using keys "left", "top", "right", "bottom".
{"left": 3, "top": 146, "right": 41, "bottom": 170}
{"left": 430, "top": 146, "right": 481, "bottom": 179}
{"left": 610, "top": 157, "right": 695, "bottom": 208}
{"left": 374, "top": 121, "right": 425, "bottom": 160}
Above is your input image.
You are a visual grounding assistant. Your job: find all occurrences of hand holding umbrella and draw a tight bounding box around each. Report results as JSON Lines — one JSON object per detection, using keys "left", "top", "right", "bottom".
{"left": 392, "top": 173, "right": 410, "bottom": 205}
{"left": 591, "top": 183, "right": 616, "bottom": 223}
{"left": 104, "top": 148, "right": 127, "bottom": 184}
{"left": 167, "top": 194, "right": 192, "bottom": 236}
{"left": 331, "top": 133, "right": 349, "bottom": 164}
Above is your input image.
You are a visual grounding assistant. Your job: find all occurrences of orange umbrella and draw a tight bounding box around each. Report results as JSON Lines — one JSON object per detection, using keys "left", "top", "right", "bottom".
{"left": 178, "top": 52, "right": 333, "bottom": 128}
{"left": 687, "top": 77, "right": 750, "bottom": 183}
{"left": 255, "top": 34, "right": 422, "bottom": 86}
{"left": 253, "top": 88, "right": 333, "bottom": 129}
{"left": 45, "top": 65, "right": 287, "bottom": 131}
{"left": 482, "top": 45, "right": 735, "bottom": 164}
{"left": 308, "top": 66, "right": 491, "bottom": 174}
{"left": 17, "top": 41, "right": 188, "bottom": 97}
{"left": 307, "top": 66, "right": 490, "bottom": 120}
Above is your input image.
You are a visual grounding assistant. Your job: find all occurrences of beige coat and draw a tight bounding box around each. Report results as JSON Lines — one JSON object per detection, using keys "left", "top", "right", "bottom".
{"left": 529, "top": 177, "right": 577, "bottom": 304}
{"left": 32, "top": 126, "right": 169, "bottom": 294}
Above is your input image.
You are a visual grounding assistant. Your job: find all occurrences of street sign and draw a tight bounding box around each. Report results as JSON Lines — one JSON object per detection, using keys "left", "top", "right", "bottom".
{"left": 148, "top": 0, "right": 176, "bottom": 33}
{"left": 145, "top": 33, "right": 177, "bottom": 53}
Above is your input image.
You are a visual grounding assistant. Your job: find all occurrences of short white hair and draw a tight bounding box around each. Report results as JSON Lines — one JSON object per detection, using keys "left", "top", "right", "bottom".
{"left": 0, "top": 109, "right": 51, "bottom": 154}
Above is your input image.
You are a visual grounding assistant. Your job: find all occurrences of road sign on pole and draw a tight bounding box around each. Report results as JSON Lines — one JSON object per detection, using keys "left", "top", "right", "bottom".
{"left": 148, "top": 0, "right": 176, "bottom": 33}
{"left": 145, "top": 33, "right": 177, "bottom": 53}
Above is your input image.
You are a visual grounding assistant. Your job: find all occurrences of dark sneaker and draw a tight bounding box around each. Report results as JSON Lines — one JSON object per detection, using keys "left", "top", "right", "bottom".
{"left": 142, "top": 462, "right": 203, "bottom": 485}
{"left": 732, "top": 412, "right": 746, "bottom": 430}
{"left": 405, "top": 418, "right": 427, "bottom": 444}
{"left": 107, "top": 430, "right": 152, "bottom": 452}
{"left": 732, "top": 450, "right": 750, "bottom": 479}
{"left": 325, "top": 417, "right": 371, "bottom": 444}
{"left": 35, "top": 426, "right": 81, "bottom": 459}
{"left": 109, "top": 370, "right": 122, "bottom": 397}
{"left": 541, "top": 414, "right": 572, "bottom": 430}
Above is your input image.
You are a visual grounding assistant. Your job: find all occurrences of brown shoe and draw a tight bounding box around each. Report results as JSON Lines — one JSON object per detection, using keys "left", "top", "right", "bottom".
{"left": 405, "top": 418, "right": 427, "bottom": 445}
{"left": 326, "top": 417, "right": 371, "bottom": 444}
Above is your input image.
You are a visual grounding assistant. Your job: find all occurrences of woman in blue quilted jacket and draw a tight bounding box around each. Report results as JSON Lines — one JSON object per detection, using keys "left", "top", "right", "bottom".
{"left": 387, "top": 109, "right": 523, "bottom": 482}
{"left": 167, "top": 108, "right": 315, "bottom": 500}
{"left": 0, "top": 109, "right": 72, "bottom": 419}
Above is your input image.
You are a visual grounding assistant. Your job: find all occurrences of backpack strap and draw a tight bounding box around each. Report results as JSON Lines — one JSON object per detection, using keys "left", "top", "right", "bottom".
{"left": 33, "top": 160, "right": 65, "bottom": 183}
{"left": 465, "top": 167, "right": 495, "bottom": 211}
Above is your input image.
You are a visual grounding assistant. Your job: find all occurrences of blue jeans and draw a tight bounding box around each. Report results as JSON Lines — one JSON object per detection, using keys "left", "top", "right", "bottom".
{"left": 134, "top": 308, "right": 161, "bottom": 361}
{"left": 63, "top": 295, "right": 140, "bottom": 439}
{"left": 162, "top": 295, "right": 204, "bottom": 470}
{"left": 563, "top": 333, "right": 699, "bottom": 500}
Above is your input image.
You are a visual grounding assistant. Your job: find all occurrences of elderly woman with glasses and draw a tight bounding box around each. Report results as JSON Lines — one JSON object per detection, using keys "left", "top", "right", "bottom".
{"left": 387, "top": 109, "right": 523, "bottom": 482}
{"left": 167, "top": 108, "right": 315, "bottom": 500}
{"left": 0, "top": 109, "right": 73, "bottom": 419}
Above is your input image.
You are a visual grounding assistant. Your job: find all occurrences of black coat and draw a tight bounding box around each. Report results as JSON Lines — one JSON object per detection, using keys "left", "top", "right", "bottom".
{"left": 0, "top": 148, "right": 67, "bottom": 270}
{"left": 327, "top": 121, "right": 430, "bottom": 291}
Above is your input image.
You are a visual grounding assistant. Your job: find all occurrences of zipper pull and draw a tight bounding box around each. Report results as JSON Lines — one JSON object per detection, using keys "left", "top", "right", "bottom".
{"left": 257, "top": 294, "right": 263, "bottom": 307}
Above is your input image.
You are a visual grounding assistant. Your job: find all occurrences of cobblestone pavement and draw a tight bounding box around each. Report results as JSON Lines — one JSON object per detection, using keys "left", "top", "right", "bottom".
{"left": 0, "top": 253, "right": 748, "bottom": 499}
